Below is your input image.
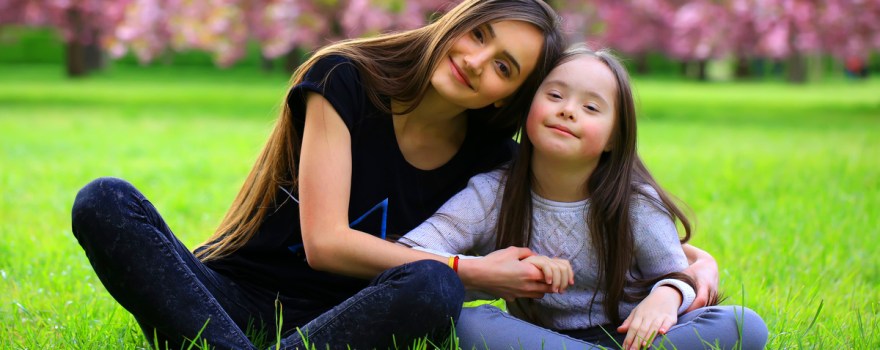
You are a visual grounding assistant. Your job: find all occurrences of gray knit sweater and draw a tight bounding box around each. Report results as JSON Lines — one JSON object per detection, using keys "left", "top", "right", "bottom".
{"left": 398, "top": 169, "right": 689, "bottom": 330}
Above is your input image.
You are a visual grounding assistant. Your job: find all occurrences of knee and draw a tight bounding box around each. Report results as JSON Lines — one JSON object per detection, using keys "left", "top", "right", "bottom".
{"left": 71, "top": 177, "right": 138, "bottom": 239}
{"left": 732, "top": 306, "right": 769, "bottom": 350}
{"left": 396, "top": 260, "right": 465, "bottom": 324}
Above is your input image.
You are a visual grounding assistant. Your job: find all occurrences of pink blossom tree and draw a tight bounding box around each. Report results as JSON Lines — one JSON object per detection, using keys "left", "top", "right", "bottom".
{"left": 0, "top": 0, "right": 131, "bottom": 76}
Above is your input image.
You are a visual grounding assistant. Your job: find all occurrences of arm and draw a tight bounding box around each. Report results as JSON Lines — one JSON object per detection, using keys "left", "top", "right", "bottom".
{"left": 617, "top": 193, "right": 691, "bottom": 343}
{"left": 298, "top": 93, "right": 550, "bottom": 298}
{"left": 398, "top": 171, "right": 562, "bottom": 299}
{"left": 298, "top": 92, "right": 444, "bottom": 277}
{"left": 681, "top": 243, "right": 719, "bottom": 312}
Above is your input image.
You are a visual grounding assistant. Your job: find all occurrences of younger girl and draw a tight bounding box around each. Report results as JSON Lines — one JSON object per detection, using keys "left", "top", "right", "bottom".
{"left": 399, "top": 46, "right": 768, "bottom": 350}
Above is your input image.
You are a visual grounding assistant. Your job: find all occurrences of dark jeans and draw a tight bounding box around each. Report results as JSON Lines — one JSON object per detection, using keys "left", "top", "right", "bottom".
{"left": 71, "top": 177, "right": 464, "bottom": 350}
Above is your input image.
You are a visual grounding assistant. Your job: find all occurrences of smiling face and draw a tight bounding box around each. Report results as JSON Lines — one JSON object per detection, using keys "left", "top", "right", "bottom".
{"left": 525, "top": 55, "right": 619, "bottom": 165}
{"left": 431, "top": 20, "right": 544, "bottom": 110}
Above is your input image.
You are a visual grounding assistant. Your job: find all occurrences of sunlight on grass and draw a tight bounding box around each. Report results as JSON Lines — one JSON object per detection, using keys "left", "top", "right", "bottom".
{"left": 1, "top": 64, "right": 878, "bottom": 348}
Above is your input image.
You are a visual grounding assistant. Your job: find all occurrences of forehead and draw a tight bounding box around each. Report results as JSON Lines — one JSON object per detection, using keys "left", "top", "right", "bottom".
{"left": 544, "top": 56, "right": 617, "bottom": 98}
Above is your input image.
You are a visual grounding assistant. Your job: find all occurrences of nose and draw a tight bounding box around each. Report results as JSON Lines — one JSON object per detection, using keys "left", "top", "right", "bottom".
{"left": 463, "top": 49, "right": 491, "bottom": 75}
{"left": 557, "top": 103, "right": 575, "bottom": 121}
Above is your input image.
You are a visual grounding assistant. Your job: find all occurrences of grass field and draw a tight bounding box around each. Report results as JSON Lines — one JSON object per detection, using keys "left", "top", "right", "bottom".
{"left": 1, "top": 63, "right": 878, "bottom": 349}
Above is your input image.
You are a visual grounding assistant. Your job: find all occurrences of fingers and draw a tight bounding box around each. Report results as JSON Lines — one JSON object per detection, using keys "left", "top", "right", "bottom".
{"left": 618, "top": 313, "right": 633, "bottom": 333}
{"left": 623, "top": 316, "right": 642, "bottom": 350}
{"left": 687, "top": 284, "right": 709, "bottom": 312}
{"left": 511, "top": 246, "right": 535, "bottom": 259}
{"left": 524, "top": 255, "right": 569, "bottom": 292}
{"left": 658, "top": 316, "right": 675, "bottom": 335}
{"left": 623, "top": 315, "right": 677, "bottom": 350}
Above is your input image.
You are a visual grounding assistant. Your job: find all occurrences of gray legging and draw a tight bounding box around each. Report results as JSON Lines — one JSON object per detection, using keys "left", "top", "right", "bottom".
{"left": 456, "top": 305, "right": 768, "bottom": 350}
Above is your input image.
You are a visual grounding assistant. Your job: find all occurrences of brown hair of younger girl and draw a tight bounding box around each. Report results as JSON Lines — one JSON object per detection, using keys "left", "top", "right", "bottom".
{"left": 495, "top": 46, "right": 700, "bottom": 325}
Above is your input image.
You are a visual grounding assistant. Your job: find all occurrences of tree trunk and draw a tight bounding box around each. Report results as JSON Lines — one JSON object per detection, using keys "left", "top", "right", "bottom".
{"left": 787, "top": 52, "right": 807, "bottom": 83}
{"left": 65, "top": 9, "right": 88, "bottom": 77}
{"left": 635, "top": 54, "right": 649, "bottom": 75}
{"left": 734, "top": 56, "right": 751, "bottom": 79}
{"left": 285, "top": 47, "right": 306, "bottom": 73}
{"left": 696, "top": 60, "right": 708, "bottom": 81}
{"left": 261, "top": 55, "right": 274, "bottom": 72}
{"left": 84, "top": 36, "right": 104, "bottom": 72}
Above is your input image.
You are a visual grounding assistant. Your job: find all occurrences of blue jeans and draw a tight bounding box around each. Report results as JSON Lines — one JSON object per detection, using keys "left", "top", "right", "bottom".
{"left": 71, "top": 177, "right": 464, "bottom": 349}
{"left": 456, "top": 304, "right": 768, "bottom": 350}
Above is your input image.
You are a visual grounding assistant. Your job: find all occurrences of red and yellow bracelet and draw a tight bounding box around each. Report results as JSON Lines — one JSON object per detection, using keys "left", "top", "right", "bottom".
{"left": 447, "top": 255, "right": 460, "bottom": 272}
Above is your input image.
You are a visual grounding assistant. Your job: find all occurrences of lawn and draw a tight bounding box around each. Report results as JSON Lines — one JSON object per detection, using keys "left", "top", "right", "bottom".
{"left": 0, "top": 63, "right": 878, "bottom": 349}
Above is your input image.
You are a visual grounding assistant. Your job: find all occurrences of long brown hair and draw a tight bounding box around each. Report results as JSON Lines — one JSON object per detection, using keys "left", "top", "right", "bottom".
{"left": 196, "top": 0, "right": 564, "bottom": 262}
{"left": 495, "top": 46, "right": 695, "bottom": 324}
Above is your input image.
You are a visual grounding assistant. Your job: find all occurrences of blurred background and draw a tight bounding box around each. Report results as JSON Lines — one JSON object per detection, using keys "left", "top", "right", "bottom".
{"left": 1, "top": 0, "right": 878, "bottom": 80}
{"left": 1, "top": 0, "right": 878, "bottom": 348}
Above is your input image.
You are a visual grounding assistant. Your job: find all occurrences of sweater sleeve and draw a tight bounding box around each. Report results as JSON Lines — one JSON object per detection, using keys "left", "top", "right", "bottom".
{"left": 631, "top": 187, "right": 689, "bottom": 279}
{"left": 397, "top": 170, "right": 504, "bottom": 256}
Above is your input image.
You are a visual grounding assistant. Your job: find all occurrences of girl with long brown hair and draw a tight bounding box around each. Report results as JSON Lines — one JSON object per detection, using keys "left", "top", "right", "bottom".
{"left": 71, "top": 0, "right": 569, "bottom": 348}
{"left": 400, "top": 46, "right": 767, "bottom": 350}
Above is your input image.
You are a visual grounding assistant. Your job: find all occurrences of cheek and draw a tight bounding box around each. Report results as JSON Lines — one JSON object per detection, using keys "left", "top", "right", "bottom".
{"left": 525, "top": 101, "right": 547, "bottom": 135}
{"left": 580, "top": 120, "right": 615, "bottom": 151}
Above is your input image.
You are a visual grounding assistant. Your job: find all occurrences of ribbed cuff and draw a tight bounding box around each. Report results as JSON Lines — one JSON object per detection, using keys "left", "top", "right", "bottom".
{"left": 651, "top": 278, "right": 696, "bottom": 315}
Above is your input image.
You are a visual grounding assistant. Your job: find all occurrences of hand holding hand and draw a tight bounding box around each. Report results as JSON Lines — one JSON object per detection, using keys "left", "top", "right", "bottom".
{"left": 458, "top": 246, "right": 554, "bottom": 301}
{"left": 522, "top": 255, "right": 574, "bottom": 293}
{"left": 617, "top": 286, "right": 681, "bottom": 350}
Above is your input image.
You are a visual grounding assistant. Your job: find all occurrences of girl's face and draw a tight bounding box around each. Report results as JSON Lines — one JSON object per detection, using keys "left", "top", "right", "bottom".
{"left": 431, "top": 20, "right": 543, "bottom": 110}
{"left": 525, "top": 56, "right": 618, "bottom": 164}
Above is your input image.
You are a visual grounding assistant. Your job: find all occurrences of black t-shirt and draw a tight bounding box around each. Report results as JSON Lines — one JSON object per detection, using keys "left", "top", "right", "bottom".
{"left": 205, "top": 55, "right": 515, "bottom": 306}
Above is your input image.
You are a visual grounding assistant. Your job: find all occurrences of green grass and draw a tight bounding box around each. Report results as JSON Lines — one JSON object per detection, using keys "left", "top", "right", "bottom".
{"left": 1, "top": 63, "right": 878, "bottom": 349}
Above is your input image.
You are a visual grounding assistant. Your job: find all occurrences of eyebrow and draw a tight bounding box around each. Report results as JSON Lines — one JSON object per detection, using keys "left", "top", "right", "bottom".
{"left": 485, "top": 23, "right": 522, "bottom": 76}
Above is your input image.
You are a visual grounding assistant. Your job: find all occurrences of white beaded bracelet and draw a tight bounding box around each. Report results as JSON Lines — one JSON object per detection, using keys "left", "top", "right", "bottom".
{"left": 650, "top": 278, "right": 696, "bottom": 315}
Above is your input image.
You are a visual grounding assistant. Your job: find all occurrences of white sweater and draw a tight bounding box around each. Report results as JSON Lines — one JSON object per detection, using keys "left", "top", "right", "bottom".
{"left": 398, "top": 169, "right": 689, "bottom": 330}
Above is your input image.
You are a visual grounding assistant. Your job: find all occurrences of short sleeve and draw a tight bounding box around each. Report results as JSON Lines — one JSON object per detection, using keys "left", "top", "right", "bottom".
{"left": 286, "top": 55, "right": 366, "bottom": 132}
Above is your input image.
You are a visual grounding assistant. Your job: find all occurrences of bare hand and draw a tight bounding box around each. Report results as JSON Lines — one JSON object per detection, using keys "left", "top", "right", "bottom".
{"left": 522, "top": 255, "right": 574, "bottom": 293}
{"left": 681, "top": 244, "right": 719, "bottom": 312}
{"left": 459, "top": 247, "right": 554, "bottom": 301}
{"left": 617, "top": 286, "right": 680, "bottom": 350}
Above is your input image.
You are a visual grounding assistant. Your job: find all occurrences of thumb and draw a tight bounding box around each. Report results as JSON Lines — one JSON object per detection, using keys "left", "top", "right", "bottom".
{"left": 513, "top": 247, "right": 535, "bottom": 260}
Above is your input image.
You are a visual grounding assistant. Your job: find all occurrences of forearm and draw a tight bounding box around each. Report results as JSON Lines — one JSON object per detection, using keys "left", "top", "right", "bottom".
{"left": 682, "top": 243, "right": 711, "bottom": 264}
{"left": 681, "top": 243, "right": 716, "bottom": 278}
{"left": 305, "top": 227, "right": 448, "bottom": 279}
{"left": 308, "top": 228, "right": 517, "bottom": 293}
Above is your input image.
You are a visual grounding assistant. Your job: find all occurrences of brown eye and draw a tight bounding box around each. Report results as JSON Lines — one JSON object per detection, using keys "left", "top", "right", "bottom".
{"left": 497, "top": 61, "right": 511, "bottom": 78}
{"left": 472, "top": 28, "right": 484, "bottom": 44}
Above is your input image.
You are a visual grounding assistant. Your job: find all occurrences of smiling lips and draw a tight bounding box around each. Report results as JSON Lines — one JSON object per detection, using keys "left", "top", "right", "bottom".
{"left": 449, "top": 57, "right": 474, "bottom": 90}
{"left": 547, "top": 124, "right": 577, "bottom": 138}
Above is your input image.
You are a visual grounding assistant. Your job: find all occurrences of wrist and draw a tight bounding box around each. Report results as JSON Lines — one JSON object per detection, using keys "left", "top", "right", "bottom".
{"left": 456, "top": 257, "right": 482, "bottom": 291}
{"left": 651, "top": 279, "right": 696, "bottom": 315}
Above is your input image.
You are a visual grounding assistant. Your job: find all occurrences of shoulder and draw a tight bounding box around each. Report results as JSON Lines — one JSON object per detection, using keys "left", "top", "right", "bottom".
{"left": 460, "top": 166, "right": 508, "bottom": 204}
{"left": 630, "top": 184, "right": 669, "bottom": 216}
{"left": 470, "top": 166, "right": 508, "bottom": 189}
{"left": 302, "top": 55, "right": 360, "bottom": 83}
{"left": 461, "top": 132, "right": 516, "bottom": 176}
{"left": 286, "top": 54, "right": 371, "bottom": 129}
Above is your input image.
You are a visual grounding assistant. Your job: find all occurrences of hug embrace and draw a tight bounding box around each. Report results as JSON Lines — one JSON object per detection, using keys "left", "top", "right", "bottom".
{"left": 70, "top": 0, "right": 768, "bottom": 349}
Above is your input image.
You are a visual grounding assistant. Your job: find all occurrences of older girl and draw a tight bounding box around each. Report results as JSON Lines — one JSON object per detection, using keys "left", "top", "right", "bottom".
{"left": 72, "top": 0, "right": 564, "bottom": 348}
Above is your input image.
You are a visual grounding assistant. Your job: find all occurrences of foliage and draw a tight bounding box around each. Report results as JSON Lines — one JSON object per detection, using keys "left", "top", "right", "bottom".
{"left": 2, "top": 0, "right": 878, "bottom": 68}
